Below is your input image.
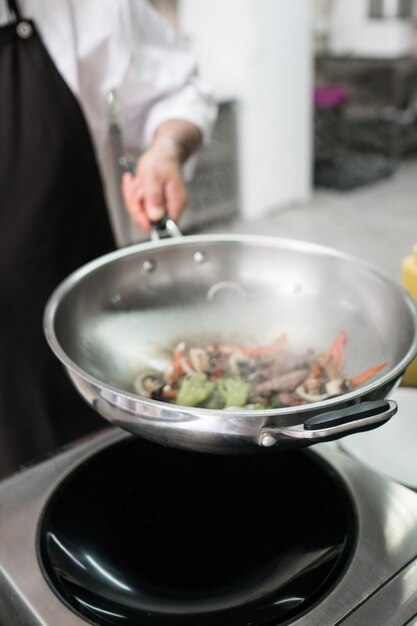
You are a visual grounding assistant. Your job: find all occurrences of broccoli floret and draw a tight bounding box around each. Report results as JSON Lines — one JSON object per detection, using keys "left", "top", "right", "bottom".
{"left": 218, "top": 377, "right": 252, "bottom": 408}
{"left": 268, "top": 396, "right": 285, "bottom": 409}
{"left": 202, "top": 385, "right": 226, "bottom": 410}
{"left": 176, "top": 374, "right": 215, "bottom": 407}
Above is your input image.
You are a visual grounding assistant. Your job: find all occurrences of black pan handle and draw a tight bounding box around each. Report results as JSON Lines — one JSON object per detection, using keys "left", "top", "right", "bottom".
{"left": 258, "top": 399, "right": 397, "bottom": 448}
{"left": 303, "top": 400, "right": 392, "bottom": 430}
{"left": 150, "top": 216, "right": 169, "bottom": 231}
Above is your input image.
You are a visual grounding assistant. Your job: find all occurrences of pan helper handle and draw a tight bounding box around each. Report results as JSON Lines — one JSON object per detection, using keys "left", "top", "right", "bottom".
{"left": 259, "top": 399, "right": 397, "bottom": 448}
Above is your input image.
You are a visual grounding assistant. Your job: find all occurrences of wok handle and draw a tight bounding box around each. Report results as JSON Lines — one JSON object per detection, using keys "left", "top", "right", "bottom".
{"left": 150, "top": 216, "right": 183, "bottom": 241}
{"left": 259, "top": 399, "right": 397, "bottom": 448}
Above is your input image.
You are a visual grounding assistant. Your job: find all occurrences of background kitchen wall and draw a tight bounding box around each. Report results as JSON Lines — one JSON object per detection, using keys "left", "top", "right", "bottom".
{"left": 179, "top": 0, "right": 313, "bottom": 221}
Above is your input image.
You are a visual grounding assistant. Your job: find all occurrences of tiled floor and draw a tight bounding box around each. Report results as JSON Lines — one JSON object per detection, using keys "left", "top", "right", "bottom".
{"left": 202, "top": 158, "right": 417, "bottom": 282}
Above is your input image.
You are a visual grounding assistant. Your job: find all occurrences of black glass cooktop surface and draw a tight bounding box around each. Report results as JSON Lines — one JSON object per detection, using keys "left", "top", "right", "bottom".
{"left": 38, "top": 436, "right": 356, "bottom": 626}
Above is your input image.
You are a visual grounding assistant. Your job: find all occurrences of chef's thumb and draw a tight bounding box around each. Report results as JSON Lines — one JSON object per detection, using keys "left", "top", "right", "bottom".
{"left": 147, "top": 205, "right": 166, "bottom": 222}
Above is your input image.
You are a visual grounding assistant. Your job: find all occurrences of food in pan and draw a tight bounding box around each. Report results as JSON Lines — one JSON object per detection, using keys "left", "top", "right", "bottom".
{"left": 134, "top": 330, "right": 387, "bottom": 410}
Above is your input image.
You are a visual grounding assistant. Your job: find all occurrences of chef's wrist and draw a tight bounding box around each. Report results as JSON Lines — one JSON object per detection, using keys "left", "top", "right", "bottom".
{"left": 151, "top": 135, "right": 187, "bottom": 164}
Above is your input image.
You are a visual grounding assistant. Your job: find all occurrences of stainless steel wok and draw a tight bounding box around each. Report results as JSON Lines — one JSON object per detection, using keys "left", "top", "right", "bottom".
{"left": 44, "top": 234, "right": 417, "bottom": 454}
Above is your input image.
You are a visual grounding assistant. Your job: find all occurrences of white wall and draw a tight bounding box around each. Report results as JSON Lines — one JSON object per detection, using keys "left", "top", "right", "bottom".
{"left": 328, "top": 0, "right": 415, "bottom": 58}
{"left": 179, "top": 0, "right": 313, "bottom": 220}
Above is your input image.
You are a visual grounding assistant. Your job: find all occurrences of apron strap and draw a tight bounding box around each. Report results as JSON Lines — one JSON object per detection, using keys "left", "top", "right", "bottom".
{"left": 7, "top": 0, "right": 22, "bottom": 21}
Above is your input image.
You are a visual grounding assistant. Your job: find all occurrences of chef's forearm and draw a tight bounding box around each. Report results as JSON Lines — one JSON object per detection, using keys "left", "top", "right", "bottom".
{"left": 152, "top": 119, "right": 202, "bottom": 163}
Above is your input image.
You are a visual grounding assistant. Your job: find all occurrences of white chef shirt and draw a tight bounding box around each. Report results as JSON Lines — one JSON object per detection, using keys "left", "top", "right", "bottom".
{"left": 0, "top": 0, "right": 217, "bottom": 178}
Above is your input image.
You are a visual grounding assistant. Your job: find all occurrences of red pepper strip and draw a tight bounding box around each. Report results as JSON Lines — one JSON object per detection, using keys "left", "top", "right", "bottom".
{"left": 321, "top": 330, "right": 346, "bottom": 370}
{"left": 309, "top": 365, "right": 323, "bottom": 380}
{"left": 163, "top": 388, "right": 179, "bottom": 400}
{"left": 350, "top": 361, "right": 388, "bottom": 388}
{"left": 217, "top": 334, "right": 287, "bottom": 356}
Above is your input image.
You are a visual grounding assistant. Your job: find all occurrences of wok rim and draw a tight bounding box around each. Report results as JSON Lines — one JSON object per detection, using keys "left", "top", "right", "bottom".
{"left": 43, "top": 234, "right": 417, "bottom": 419}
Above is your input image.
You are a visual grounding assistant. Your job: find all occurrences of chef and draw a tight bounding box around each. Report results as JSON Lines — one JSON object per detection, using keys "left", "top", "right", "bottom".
{"left": 0, "top": 0, "right": 217, "bottom": 477}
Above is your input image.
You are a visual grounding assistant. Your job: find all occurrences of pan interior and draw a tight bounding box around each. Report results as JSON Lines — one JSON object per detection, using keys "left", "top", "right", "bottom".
{"left": 51, "top": 239, "right": 415, "bottom": 395}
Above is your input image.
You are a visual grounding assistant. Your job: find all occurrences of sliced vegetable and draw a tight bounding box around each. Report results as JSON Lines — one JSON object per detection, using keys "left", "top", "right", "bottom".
{"left": 218, "top": 377, "right": 252, "bottom": 408}
{"left": 176, "top": 374, "right": 215, "bottom": 407}
{"left": 350, "top": 361, "right": 388, "bottom": 388}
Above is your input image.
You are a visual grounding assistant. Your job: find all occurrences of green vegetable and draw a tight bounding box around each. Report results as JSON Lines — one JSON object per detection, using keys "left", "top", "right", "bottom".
{"left": 202, "top": 385, "right": 226, "bottom": 410}
{"left": 268, "top": 396, "right": 285, "bottom": 409}
{"left": 218, "top": 377, "right": 252, "bottom": 408}
{"left": 176, "top": 374, "right": 215, "bottom": 407}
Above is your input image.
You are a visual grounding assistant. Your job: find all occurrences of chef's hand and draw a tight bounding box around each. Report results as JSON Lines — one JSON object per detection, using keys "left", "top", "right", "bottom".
{"left": 121, "top": 120, "right": 202, "bottom": 233}
{"left": 121, "top": 142, "right": 186, "bottom": 233}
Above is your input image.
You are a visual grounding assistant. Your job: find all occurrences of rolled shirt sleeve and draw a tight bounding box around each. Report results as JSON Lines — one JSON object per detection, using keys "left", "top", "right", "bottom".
{"left": 116, "top": 0, "right": 218, "bottom": 152}
{"left": 16, "top": 0, "right": 217, "bottom": 177}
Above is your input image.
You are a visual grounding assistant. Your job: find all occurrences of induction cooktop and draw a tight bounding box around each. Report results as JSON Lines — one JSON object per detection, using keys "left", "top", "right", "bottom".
{"left": 37, "top": 435, "right": 355, "bottom": 625}
{"left": 1, "top": 428, "right": 417, "bottom": 625}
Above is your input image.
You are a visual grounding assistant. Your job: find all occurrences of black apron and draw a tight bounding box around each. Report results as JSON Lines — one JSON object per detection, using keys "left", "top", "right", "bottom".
{"left": 0, "top": 0, "right": 116, "bottom": 477}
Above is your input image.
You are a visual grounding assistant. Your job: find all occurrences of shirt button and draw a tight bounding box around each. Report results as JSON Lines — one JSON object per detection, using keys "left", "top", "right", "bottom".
{"left": 16, "top": 22, "right": 33, "bottom": 39}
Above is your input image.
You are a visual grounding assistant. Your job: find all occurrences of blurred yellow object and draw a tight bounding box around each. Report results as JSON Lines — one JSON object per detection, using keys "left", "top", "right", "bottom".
{"left": 401, "top": 245, "right": 417, "bottom": 386}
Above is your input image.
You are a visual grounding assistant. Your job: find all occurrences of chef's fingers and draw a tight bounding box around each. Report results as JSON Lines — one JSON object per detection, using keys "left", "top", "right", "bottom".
{"left": 143, "top": 173, "right": 166, "bottom": 224}
{"left": 121, "top": 172, "right": 152, "bottom": 232}
{"left": 121, "top": 172, "right": 141, "bottom": 217}
{"left": 165, "top": 172, "right": 188, "bottom": 222}
{"left": 121, "top": 171, "right": 139, "bottom": 208}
